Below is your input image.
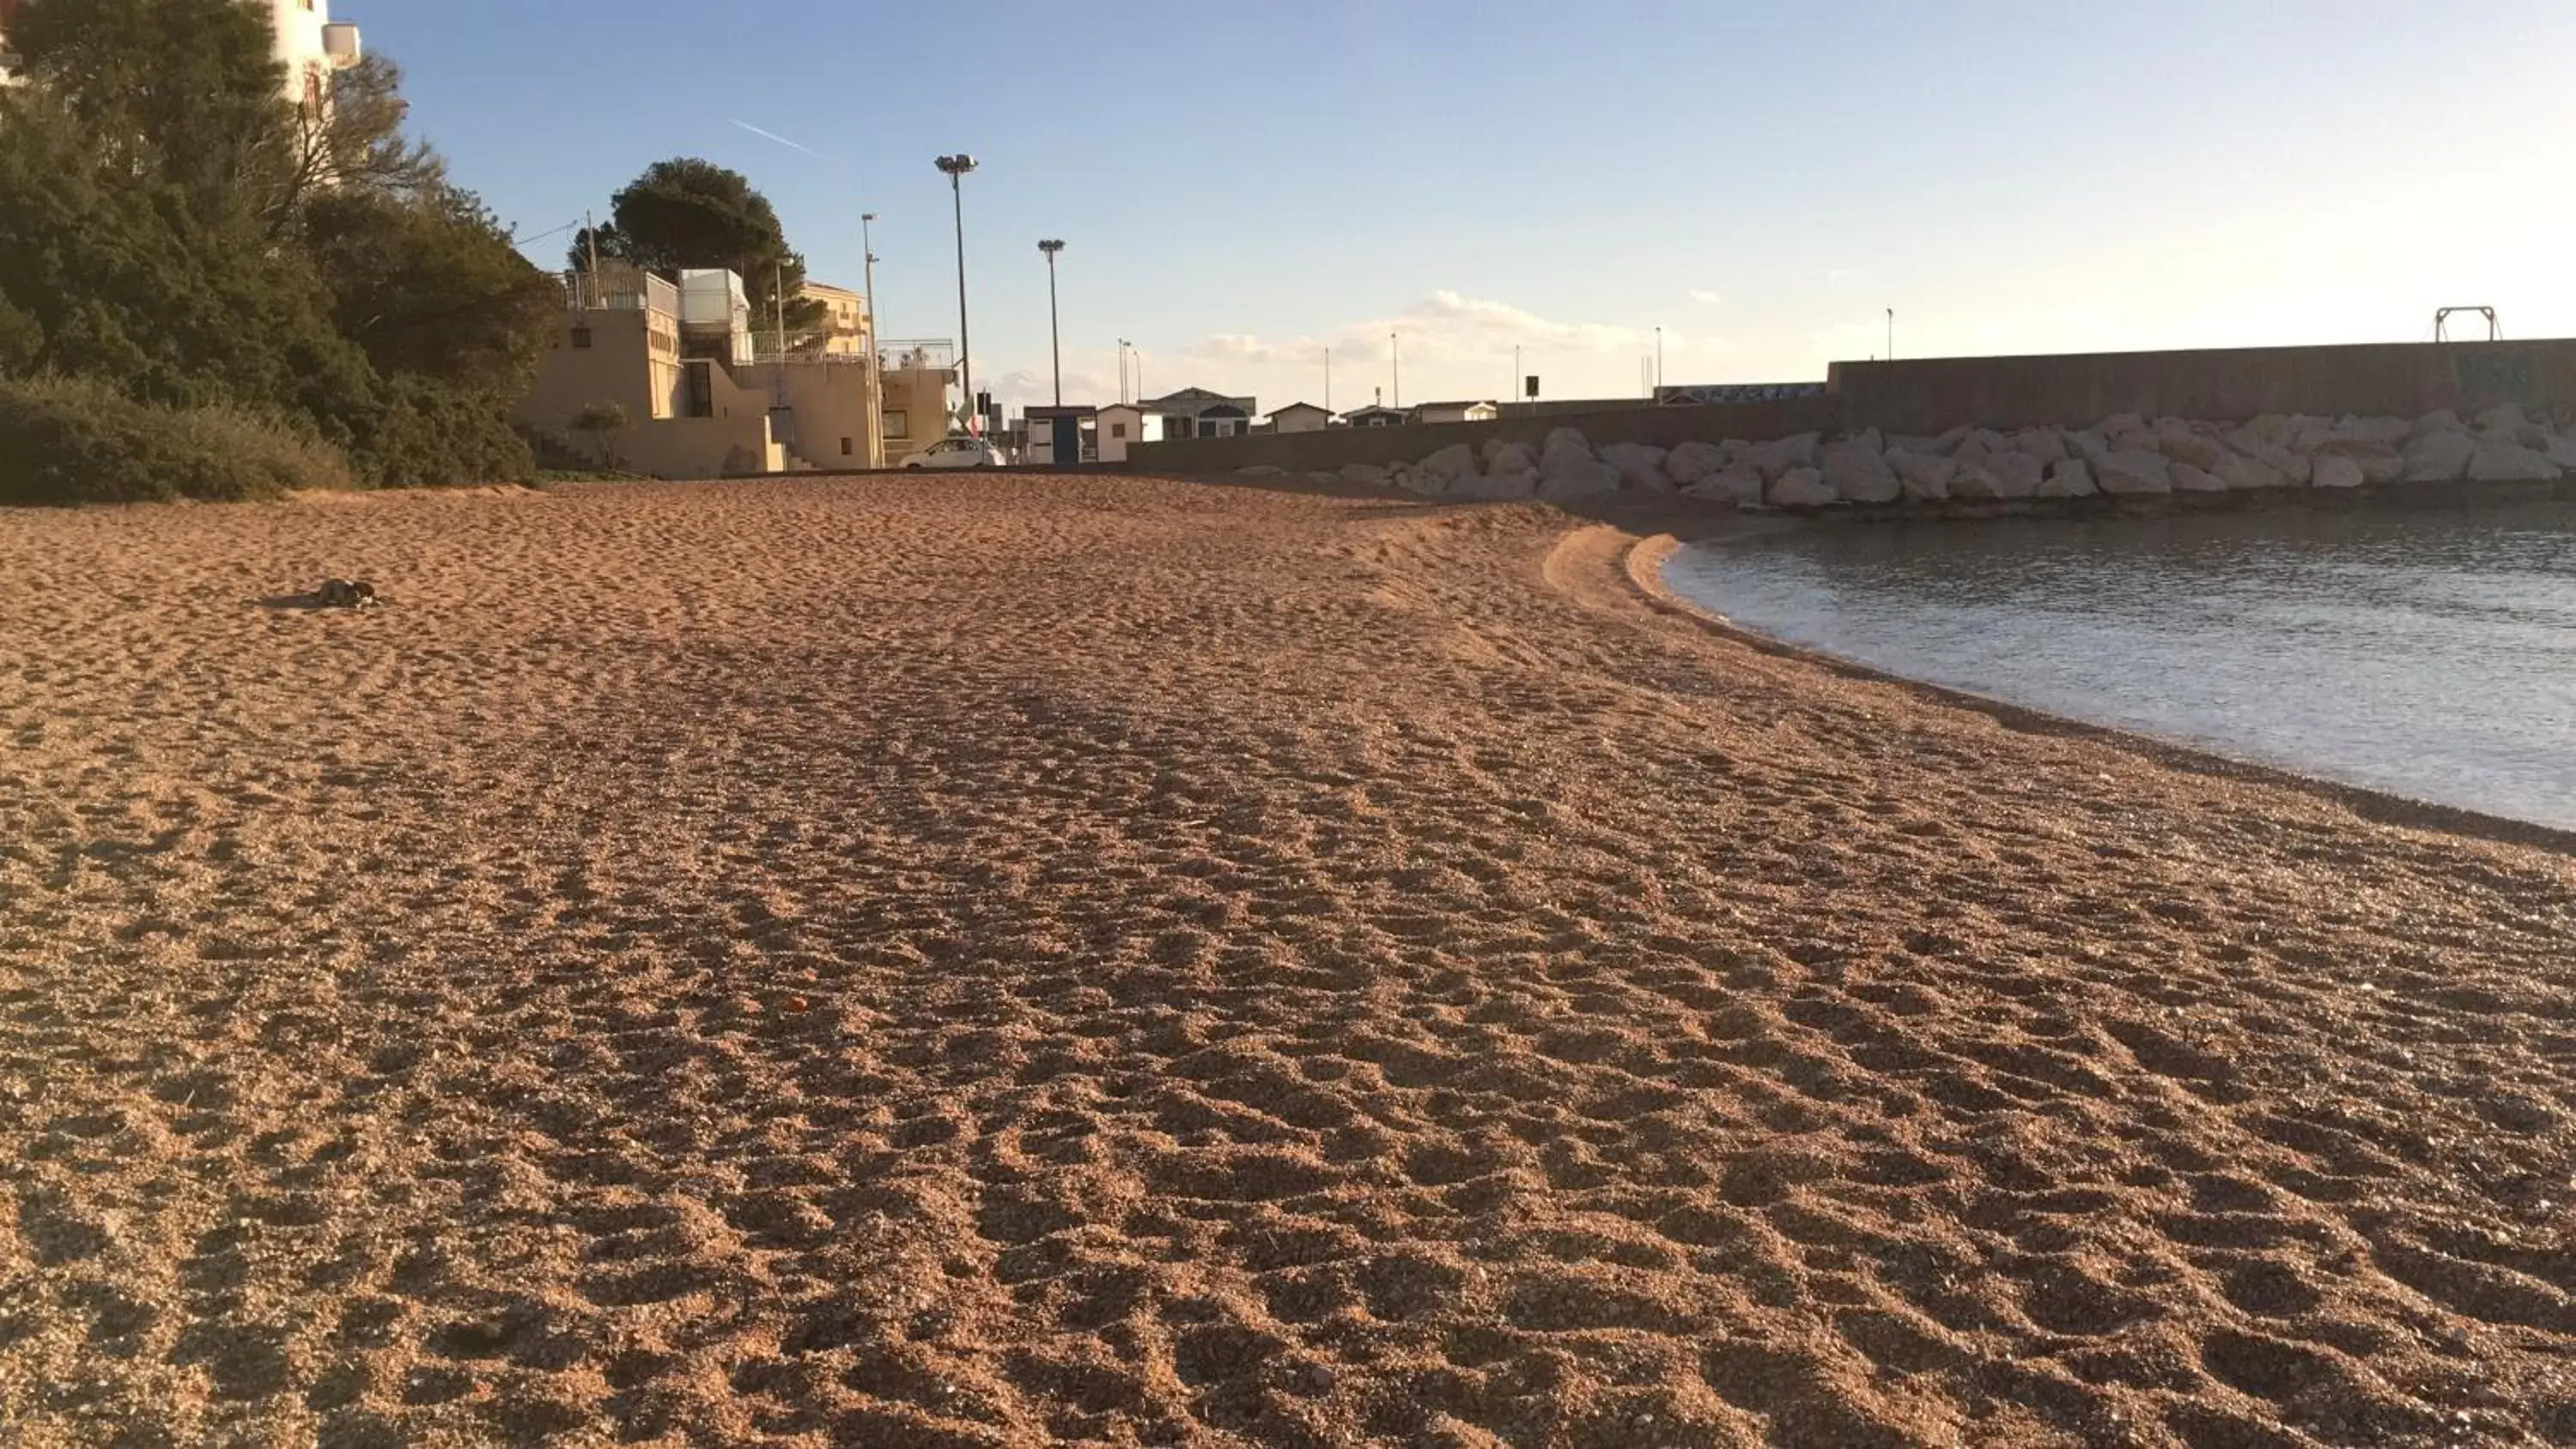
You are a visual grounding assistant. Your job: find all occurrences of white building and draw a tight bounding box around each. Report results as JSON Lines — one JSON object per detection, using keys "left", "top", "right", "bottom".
{"left": 1265, "top": 402, "right": 1333, "bottom": 433}
{"left": 1, "top": 1, "right": 361, "bottom": 100}
{"left": 273, "top": 0, "right": 365, "bottom": 113}
{"left": 1412, "top": 399, "right": 1499, "bottom": 425}
{"left": 1094, "top": 404, "right": 1164, "bottom": 463}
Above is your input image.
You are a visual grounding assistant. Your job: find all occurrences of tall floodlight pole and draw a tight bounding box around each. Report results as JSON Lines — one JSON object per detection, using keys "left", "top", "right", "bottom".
{"left": 1390, "top": 331, "right": 1400, "bottom": 409}
{"left": 1886, "top": 307, "right": 1894, "bottom": 361}
{"left": 1324, "top": 346, "right": 1331, "bottom": 414}
{"left": 1655, "top": 325, "right": 1664, "bottom": 394}
{"left": 935, "top": 154, "right": 978, "bottom": 433}
{"left": 860, "top": 211, "right": 879, "bottom": 334}
{"left": 1037, "top": 239, "right": 1066, "bottom": 406}
{"left": 1117, "top": 339, "right": 1130, "bottom": 403}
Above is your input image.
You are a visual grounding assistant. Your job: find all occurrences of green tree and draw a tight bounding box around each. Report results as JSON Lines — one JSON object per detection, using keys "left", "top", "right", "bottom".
{"left": 577, "top": 157, "right": 825, "bottom": 336}
{"left": 302, "top": 184, "right": 557, "bottom": 396}
{"left": 0, "top": 0, "right": 551, "bottom": 494}
{"left": 572, "top": 401, "right": 629, "bottom": 470}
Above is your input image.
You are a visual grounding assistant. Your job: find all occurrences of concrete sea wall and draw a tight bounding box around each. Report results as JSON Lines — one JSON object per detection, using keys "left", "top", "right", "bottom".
{"left": 1246, "top": 403, "right": 2576, "bottom": 518}
{"left": 1830, "top": 338, "right": 2576, "bottom": 437}
{"left": 1133, "top": 338, "right": 2576, "bottom": 479}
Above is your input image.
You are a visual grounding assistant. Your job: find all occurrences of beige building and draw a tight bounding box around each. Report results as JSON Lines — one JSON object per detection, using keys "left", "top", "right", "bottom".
{"left": 1265, "top": 402, "right": 1333, "bottom": 433}
{"left": 797, "top": 282, "right": 871, "bottom": 357}
{"left": 876, "top": 338, "right": 960, "bottom": 464}
{"left": 518, "top": 267, "right": 910, "bottom": 476}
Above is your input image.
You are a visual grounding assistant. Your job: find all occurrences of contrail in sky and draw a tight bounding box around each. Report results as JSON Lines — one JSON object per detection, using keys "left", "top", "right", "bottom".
{"left": 729, "top": 118, "right": 830, "bottom": 161}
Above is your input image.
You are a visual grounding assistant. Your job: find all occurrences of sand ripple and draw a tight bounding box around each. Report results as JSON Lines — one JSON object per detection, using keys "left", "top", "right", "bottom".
{"left": 1, "top": 476, "right": 2573, "bottom": 1446}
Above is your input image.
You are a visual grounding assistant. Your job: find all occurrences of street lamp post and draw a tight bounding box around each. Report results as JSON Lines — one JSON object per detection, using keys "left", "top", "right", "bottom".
{"left": 860, "top": 211, "right": 879, "bottom": 337}
{"left": 934, "top": 153, "right": 977, "bottom": 433}
{"left": 1037, "top": 239, "right": 1066, "bottom": 406}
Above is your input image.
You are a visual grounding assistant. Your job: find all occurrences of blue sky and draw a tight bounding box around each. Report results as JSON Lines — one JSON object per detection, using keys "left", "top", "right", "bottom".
{"left": 364, "top": 0, "right": 2576, "bottom": 417}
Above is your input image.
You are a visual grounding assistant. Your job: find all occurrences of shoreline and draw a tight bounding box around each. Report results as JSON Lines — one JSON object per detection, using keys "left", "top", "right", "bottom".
{"left": 1619, "top": 508, "right": 2576, "bottom": 858}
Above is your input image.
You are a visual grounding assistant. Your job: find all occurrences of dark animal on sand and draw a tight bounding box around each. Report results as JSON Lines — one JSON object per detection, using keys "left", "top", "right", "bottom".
{"left": 314, "top": 579, "right": 377, "bottom": 609}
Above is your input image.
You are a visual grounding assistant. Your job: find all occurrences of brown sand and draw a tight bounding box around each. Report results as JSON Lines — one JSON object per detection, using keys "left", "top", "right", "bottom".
{"left": 3, "top": 475, "right": 2573, "bottom": 1447}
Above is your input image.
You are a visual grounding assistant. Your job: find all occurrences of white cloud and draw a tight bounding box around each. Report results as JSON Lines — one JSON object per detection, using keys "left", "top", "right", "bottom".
{"left": 1689, "top": 289, "right": 1724, "bottom": 305}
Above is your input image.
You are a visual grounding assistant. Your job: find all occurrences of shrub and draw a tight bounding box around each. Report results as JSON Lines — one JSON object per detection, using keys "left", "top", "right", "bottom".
{"left": 345, "top": 375, "right": 535, "bottom": 488}
{"left": 0, "top": 373, "right": 355, "bottom": 506}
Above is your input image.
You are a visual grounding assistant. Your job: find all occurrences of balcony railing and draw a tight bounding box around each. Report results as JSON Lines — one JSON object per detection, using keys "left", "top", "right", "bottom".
{"left": 878, "top": 338, "right": 956, "bottom": 373}
{"left": 563, "top": 270, "right": 679, "bottom": 318}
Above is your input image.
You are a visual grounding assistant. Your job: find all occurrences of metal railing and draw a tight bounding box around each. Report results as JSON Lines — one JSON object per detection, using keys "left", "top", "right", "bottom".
{"left": 562, "top": 270, "right": 679, "bottom": 318}
{"left": 878, "top": 338, "right": 956, "bottom": 373}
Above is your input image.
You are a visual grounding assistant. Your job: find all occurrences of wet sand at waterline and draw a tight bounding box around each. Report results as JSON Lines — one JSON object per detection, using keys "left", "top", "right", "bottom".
{"left": 3, "top": 474, "right": 2573, "bottom": 1447}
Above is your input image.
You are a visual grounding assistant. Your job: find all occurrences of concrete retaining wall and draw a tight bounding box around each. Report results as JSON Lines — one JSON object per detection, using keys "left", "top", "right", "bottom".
{"left": 1831, "top": 339, "right": 2576, "bottom": 436}
{"left": 1128, "top": 394, "right": 1839, "bottom": 474}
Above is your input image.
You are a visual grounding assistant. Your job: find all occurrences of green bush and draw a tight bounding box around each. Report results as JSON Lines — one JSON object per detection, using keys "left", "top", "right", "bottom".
{"left": 344, "top": 375, "right": 536, "bottom": 488}
{"left": 0, "top": 373, "right": 355, "bottom": 506}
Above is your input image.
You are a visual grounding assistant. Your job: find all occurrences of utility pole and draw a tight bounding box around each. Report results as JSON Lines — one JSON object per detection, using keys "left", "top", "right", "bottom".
{"left": 934, "top": 154, "right": 978, "bottom": 433}
{"left": 860, "top": 211, "right": 878, "bottom": 338}
{"left": 583, "top": 209, "right": 598, "bottom": 304}
{"left": 1390, "top": 331, "right": 1400, "bottom": 409}
{"left": 1655, "top": 325, "right": 1664, "bottom": 394}
{"left": 1514, "top": 344, "right": 1521, "bottom": 409}
{"left": 1886, "top": 307, "right": 1894, "bottom": 362}
{"left": 1323, "top": 346, "right": 1331, "bottom": 414}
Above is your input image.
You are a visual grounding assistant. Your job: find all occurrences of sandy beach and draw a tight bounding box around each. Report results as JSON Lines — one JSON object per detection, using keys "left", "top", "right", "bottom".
{"left": 4, "top": 473, "right": 2574, "bottom": 1446}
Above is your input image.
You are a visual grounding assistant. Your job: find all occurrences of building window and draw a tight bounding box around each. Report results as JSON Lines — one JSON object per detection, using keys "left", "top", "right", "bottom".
{"left": 883, "top": 409, "right": 908, "bottom": 439}
{"left": 1111, "top": 421, "right": 1128, "bottom": 439}
{"left": 570, "top": 326, "right": 592, "bottom": 349}
{"left": 840, "top": 437, "right": 853, "bottom": 456}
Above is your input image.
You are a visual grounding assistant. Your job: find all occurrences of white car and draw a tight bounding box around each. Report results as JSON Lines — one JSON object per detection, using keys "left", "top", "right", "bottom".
{"left": 900, "top": 436, "right": 1005, "bottom": 470}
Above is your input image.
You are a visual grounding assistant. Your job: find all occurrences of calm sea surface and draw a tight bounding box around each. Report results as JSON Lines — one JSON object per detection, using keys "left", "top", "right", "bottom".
{"left": 1664, "top": 503, "right": 2576, "bottom": 832}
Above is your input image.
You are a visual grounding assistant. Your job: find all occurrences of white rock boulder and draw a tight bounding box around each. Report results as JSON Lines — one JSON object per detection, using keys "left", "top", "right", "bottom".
{"left": 2401, "top": 429, "right": 2476, "bottom": 482}
{"left": 1339, "top": 463, "right": 1389, "bottom": 487}
{"left": 2155, "top": 424, "right": 2227, "bottom": 470}
{"left": 1887, "top": 450, "right": 1956, "bottom": 500}
{"left": 1685, "top": 461, "right": 1768, "bottom": 506}
{"left": 1986, "top": 451, "right": 2046, "bottom": 498}
{"left": 1598, "top": 441, "right": 1672, "bottom": 492}
{"left": 2093, "top": 449, "right": 2173, "bottom": 495}
{"left": 1538, "top": 428, "right": 1621, "bottom": 500}
{"left": 1483, "top": 439, "right": 1537, "bottom": 475}
{"left": 2308, "top": 454, "right": 2366, "bottom": 490}
{"left": 1821, "top": 438, "right": 1902, "bottom": 503}
{"left": 1947, "top": 461, "right": 2004, "bottom": 500}
{"left": 2038, "top": 458, "right": 2098, "bottom": 498}
{"left": 1411, "top": 443, "right": 1481, "bottom": 493}
{"left": 2014, "top": 427, "right": 2069, "bottom": 464}
{"left": 1236, "top": 464, "right": 1287, "bottom": 477}
{"left": 2409, "top": 409, "right": 2464, "bottom": 442}
{"left": 2544, "top": 432, "right": 2576, "bottom": 470}
{"left": 1664, "top": 440, "right": 1728, "bottom": 486}
{"left": 2467, "top": 438, "right": 2561, "bottom": 482}
{"left": 1735, "top": 432, "right": 1822, "bottom": 480}
{"left": 2169, "top": 462, "right": 2227, "bottom": 493}
{"left": 2211, "top": 453, "right": 2287, "bottom": 491}
{"left": 1767, "top": 468, "right": 1837, "bottom": 507}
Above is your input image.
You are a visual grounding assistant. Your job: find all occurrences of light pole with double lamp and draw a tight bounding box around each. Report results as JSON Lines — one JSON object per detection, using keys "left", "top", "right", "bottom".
{"left": 934, "top": 154, "right": 977, "bottom": 433}
{"left": 1038, "top": 239, "right": 1066, "bottom": 406}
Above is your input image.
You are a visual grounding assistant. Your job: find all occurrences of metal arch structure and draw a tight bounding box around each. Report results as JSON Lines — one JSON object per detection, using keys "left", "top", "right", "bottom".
{"left": 2433, "top": 306, "right": 2500, "bottom": 343}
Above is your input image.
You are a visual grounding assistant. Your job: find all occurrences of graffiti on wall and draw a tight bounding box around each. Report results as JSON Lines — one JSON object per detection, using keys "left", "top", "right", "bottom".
{"left": 1655, "top": 382, "right": 1828, "bottom": 406}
